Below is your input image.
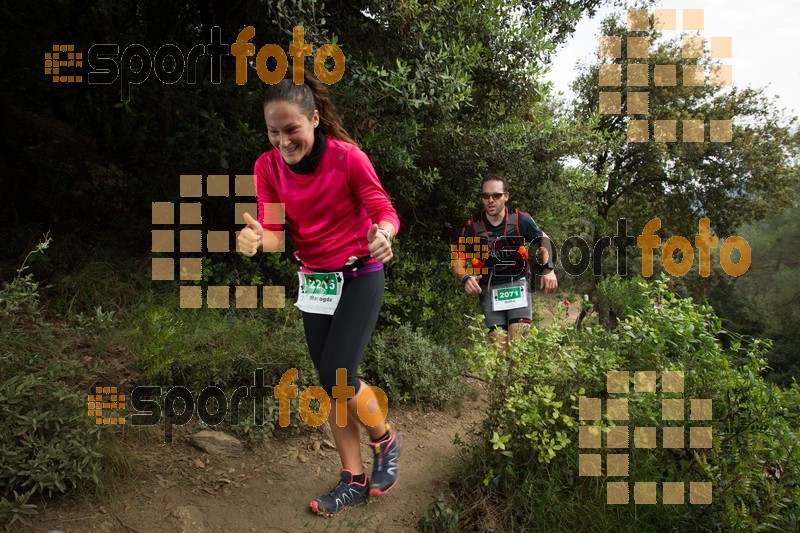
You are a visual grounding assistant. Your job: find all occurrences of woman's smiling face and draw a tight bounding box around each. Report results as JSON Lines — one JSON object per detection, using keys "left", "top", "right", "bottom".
{"left": 264, "top": 100, "right": 319, "bottom": 165}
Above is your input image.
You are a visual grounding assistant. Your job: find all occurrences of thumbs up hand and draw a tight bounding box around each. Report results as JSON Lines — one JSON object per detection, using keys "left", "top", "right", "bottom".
{"left": 238, "top": 212, "right": 264, "bottom": 257}
{"left": 367, "top": 223, "right": 393, "bottom": 264}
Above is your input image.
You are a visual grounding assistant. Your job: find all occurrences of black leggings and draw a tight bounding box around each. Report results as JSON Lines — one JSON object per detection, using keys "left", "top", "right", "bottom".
{"left": 301, "top": 269, "right": 384, "bottom": 396}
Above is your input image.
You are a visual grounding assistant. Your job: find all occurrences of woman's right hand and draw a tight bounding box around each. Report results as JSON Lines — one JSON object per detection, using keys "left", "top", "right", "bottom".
{"left": 238, "top": 212, "right": 264, "bottom": 257}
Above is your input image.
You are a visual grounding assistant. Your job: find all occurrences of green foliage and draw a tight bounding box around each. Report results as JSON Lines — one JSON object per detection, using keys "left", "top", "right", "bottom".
{"left": 71, "top": 305, "right": 117, "bottom": 331}
{"left": 592, "top": 274, "right": 650, "bottom": 327}
{"left": 704, "top": 353, "right": 800, "bottom": 530}
{"left": 226, "top": 393, "right": 279, "bottom": 445}
{"left": 724, "top": 190, "right": 800, "bottom": 384}
{"left": 128, "top": 301, "right": 323, "bottom": 439}
{"left": 327, "top": 0, "right": 598, "bottom": 248}
{"left": 671, "top": 188, "right": 800, "bottom": 386}
{"left": 567, "top": 10, "right": 800, "bottom": 291}
{"left": 0, "top": 241, "right": 125, "bottom": 526}
{"left": 422, "top": 491, "right": 462, "bottom": 532}
{"left": 468, "top": 311, "right": 624, "bottom": 474}
{"left": 0, "top": 359, "right": 103, "bottom": 527}
{"left": 382, "top": 240, "right": 473, "bottom": 344}
{"left": 0, "top": 235, "right": 51, "bottom": 330}
{"left": 129, "top": 301, "right": 316, "bottom": 388}
{"left": 363, "top": 324, "right": 467, "bottom": 409}
{"left": 431, "top": 278, "right": 799, "bottom": 531}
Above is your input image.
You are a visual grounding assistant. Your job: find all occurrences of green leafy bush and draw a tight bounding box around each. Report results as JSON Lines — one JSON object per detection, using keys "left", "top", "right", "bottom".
{"left": 129, "top": 303, "right": 315, "bottom": 388}
{"left": 0, "top": 359, "right": 103, "bottom": 526}
{"left": 226, "top": 393, "right": 279, "bottom": 445}
{"left": 0, "top": 239, "right": 118, "bottom": 527}
{"left": 428, "top": 278, "right": 799, "bottom": 531}
{"left": 363, "top": 323, "right": 467, "bottom": 409}
{"left": 129, "top": 302, "right": 319, "bottom": 439}
{"left": 0, "top": 236, "right": 51, "bottom": 330}
{"left": 592, "top": 274, "right": 650, "bottom": 327}
{"left": 382, "top": 242, "right": 474, "bottom": 346}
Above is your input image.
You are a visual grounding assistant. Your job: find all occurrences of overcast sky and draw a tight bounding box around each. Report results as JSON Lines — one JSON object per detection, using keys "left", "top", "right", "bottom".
{"left": 543, "top": 0, "right": 800, "bottom": 121}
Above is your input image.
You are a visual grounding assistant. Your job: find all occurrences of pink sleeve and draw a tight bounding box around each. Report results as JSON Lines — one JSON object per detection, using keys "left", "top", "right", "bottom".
{"left": 254, "top": 154, "right": 283, "bottom": 232}
{"left": 347, "top": 147, "right": 401, "bottom": 235}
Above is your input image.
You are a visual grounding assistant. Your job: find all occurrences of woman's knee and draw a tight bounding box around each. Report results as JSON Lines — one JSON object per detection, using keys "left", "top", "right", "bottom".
{"left": 319, "top": 365, "right": 361, "bottom": 397}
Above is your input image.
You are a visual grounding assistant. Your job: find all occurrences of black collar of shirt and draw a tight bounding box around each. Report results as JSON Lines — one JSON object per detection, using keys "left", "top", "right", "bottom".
{"left": 482, "top": 207, "right": 508, "bottom": 230}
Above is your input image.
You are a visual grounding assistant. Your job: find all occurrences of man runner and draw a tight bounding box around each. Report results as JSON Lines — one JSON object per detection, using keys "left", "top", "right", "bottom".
{"left": 453, "top": 174, "right": 558, "bottom": 350}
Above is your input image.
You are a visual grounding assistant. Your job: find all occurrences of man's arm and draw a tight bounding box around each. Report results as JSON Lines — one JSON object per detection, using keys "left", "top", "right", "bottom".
{"left": 522, "top": 213, "right": 558, "bottom": 293}
{"left": 537, "top": 232, "right": 558, "bottom": 292}
{"left": 537, "top": 232, "right": 556, "bottom": 271}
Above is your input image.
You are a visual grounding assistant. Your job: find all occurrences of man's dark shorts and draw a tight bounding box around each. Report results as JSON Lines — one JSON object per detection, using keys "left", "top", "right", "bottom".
{"left": 479, "top": 278, "right": 532, "bottom": 330}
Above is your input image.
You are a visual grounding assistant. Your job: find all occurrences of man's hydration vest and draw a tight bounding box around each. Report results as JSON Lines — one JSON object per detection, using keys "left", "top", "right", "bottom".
{"left": 470, "top": 208, "right": 524, "bottom": 241}
{"left": 469, "top": 208, "right": 528, "bottom": 280}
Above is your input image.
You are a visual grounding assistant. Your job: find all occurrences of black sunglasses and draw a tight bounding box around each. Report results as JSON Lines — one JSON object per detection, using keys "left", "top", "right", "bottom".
{"left": 481, "top": 192, "right": 506, "bottom": 200}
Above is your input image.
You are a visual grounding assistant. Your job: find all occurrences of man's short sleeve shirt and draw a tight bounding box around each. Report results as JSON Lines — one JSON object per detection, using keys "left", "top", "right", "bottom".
{"left": 460, "top": 208, "right": 543, "bottom": 285}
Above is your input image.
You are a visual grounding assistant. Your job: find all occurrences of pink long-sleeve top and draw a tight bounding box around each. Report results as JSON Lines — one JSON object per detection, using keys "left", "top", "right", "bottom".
{"left": 254, "top": 138, "right": 400, "bottom": 271}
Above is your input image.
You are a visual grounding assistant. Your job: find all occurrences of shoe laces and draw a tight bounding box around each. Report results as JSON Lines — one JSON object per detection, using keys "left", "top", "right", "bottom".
{"left": 329, "top": 476, "right": 364, "bottom": 497}
{"left": 328, "top": 481, "right": 347, "bottom": 497}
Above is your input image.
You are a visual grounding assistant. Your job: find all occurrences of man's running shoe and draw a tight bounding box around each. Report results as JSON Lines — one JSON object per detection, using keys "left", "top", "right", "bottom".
{"left": 309, "top": 470, "right": 370, "bottom": 517}
{"left": 369, "top": 423, "right": 403, "bottom": 496}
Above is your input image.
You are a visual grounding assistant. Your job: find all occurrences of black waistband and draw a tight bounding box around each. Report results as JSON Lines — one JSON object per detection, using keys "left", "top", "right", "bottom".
{"left": 301, "top": 255, "right": 374, "bottom": 273}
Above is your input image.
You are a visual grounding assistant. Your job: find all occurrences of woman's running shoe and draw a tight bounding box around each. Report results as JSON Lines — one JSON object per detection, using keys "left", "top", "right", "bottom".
{"left": 369, "top": 424, "right": 403, "bottom": 496}
{"left": 309, "top": 470, "right": 370, "bottom": 517}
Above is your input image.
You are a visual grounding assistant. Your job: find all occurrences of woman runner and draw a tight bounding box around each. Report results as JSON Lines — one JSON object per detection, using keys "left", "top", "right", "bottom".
{"left": 237, "top": 70, "right": 402, "bottom": 517}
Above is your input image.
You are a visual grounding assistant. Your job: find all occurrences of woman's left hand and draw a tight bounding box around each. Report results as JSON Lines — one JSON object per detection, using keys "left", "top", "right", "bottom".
{"left": 367, "top": 224, "right": 393, "bottom": 263}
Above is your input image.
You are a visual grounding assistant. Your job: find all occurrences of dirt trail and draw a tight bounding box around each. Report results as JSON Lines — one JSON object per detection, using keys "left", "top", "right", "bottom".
{"left": 25, "top": 294, "right": 575, "bottom": 533}
{"left": 25, "top": 381, "right": 487, "bottom": 533}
